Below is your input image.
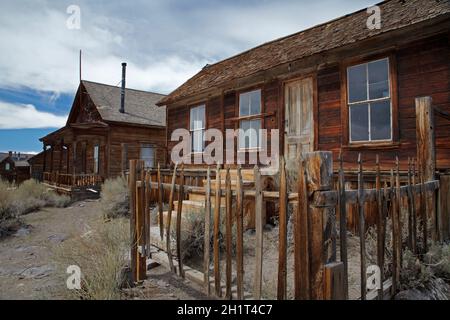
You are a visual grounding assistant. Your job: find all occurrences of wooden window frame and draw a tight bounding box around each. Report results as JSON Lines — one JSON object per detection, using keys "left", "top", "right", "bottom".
{"left": 341, "top": 53, "right": 399, "bottom": 147}
{"left": 188, "top": 103, "right": 207, "bottom": 154}
{"left": 236, "top": 87, "right": 264, "bottom": 152}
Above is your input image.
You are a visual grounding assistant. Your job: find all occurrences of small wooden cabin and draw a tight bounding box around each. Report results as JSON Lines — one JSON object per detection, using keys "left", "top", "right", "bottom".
{"left": 41, "top": 80, "right": 166, "bottom": 188}
{"left": 0, "top": 152, "right": 32, "bottom": 184}
{"left": 159, "top": 0, "right": 450, "bottom": 172}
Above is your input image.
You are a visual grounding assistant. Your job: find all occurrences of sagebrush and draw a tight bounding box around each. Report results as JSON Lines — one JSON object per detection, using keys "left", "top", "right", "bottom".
{"left": 100, "top": 176, "right": 129, "bottom": 219}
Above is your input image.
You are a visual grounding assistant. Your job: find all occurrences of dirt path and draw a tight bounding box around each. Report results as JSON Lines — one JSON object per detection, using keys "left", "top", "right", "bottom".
{"left": 0, "top": 200, "right": 206, "bottom": 300}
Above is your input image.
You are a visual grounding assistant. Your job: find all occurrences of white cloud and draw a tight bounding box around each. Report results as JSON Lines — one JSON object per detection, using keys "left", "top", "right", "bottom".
{"left": 0, "top": 0, "right": 378, "bottom": 95}
{"left": 0, "top": 101, "right": 67, "bottom": 129}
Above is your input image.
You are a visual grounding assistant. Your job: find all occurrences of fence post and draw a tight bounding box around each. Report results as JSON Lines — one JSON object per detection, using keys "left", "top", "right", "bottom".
{"left": 129, "top": 160, "right": 137, "bottom": 283}
{"left": 136, "top": 161, "right": 147, "bottom": 281}
{"left": 415, "top": 96, "right": 437, "bottom": 241}
{"left": 300, "top": 151, "right": 336, "bottom": 300}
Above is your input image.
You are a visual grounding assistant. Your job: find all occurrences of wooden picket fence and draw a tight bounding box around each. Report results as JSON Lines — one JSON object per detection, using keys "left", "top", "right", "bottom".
{"left": 128, "top": 149, "right": 450, "bottom": 300}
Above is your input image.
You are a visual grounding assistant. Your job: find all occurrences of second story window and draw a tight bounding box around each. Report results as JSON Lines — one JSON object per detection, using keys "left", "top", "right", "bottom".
{"left": 347, "top": 58, "right": 392, "bottom": 143}
{"left": 239, "top": 89, "right": 262, "bottom": 149}
{"left": 190, "top": 105, "right": 206, "bottom": 153}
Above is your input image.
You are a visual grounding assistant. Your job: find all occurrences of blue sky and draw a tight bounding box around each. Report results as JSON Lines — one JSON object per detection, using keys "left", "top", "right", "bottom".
{"left": 0, "top": 0, "right": 377, "bottom": 153}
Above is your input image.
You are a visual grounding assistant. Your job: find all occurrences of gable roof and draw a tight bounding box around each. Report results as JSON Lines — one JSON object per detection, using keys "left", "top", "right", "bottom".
{"left": 80, "top": 80, "right": 167, "bottom": 127}
{"left": 0, "top": 153, "right": 8, "bottom": 163}
{"left": 159, "top": 0, "right": 450, "bottom": 105}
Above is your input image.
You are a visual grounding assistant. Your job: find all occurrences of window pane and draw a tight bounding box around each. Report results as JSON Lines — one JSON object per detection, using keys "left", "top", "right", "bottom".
{"left": 239, "top": 93, "right": 250, "bottom": 116}
{"left": 239, "top": 120, "right": 250, "bottom": 149}
{"left": 370, "top": 100, "right": 391, "bottom": 140}
{"left": 192, "top": 130, "right": 204, "bottom": 153}
{"left": 190, "top": 105, "right": 205, "bottom": 130}
{"left": 141, "top": 145, "right": 155, "bottom": 168}
{"left": 250, "top": 119, "right": 261, "bottom": 148}
{"left": 350, "top": 104, "right": 369, "bottom": 141}
{"left": 250, "top": 90, "right": 261, "bottom": 115}
{"left": 348, "top": 64, "right": 367, "bottom": 103}
{"left": 368, "top": 59, "right": 389, "bottom": 100}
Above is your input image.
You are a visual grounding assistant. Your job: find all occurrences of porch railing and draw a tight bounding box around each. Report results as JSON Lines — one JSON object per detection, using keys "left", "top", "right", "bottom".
{"left": 43, "top": 172, "right": 103, "bottom": 187}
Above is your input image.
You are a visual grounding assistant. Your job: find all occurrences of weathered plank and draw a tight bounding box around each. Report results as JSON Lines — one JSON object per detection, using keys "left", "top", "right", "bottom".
{"left": 225, "top": 167, "right": 232, "bottom": 299}
{"left": 324, "top": 262, "right": 345, "bottom": 300}
{"left": 236, "top": 165, "right": 244, "bottom": 300}
{"left": 166, "top": 164, "right": 178, "bottom": 273}
{"left": 129, "top": 160, "right": 137, "bottom": 282}
{"left": 253, "top": 165, "right": 263, "bottom": 300}
{"left": 338, "top": 152, "right": 348, "bottom": 300}
{"left": 157, "top": 163, "right": 164, "bottom": 240}
{"left": 357, "top": 154, "right": 366, "bottom": 300}
{"left": 204, "top": 167, "right": 212, "bottom": 296}
{"left": 375, "top": 155, "right": 383, "bottom": 300}
{"left": 176, "top": 164, "right": 185, "bottom": 278}
{"left": 213, "top": 164, "right": 222, "bottom": 298}
{"left": 277, "top": 157, "right": 288, "bottom": 300}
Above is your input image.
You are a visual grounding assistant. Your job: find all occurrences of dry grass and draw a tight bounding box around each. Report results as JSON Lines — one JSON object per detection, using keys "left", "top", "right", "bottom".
{"left": 54, "top": 218, "right": 130, "bottom": 300}
{"left": 0, "top": 179, "right": 70, "bottom": 237}
{"left": 100, "top": 176, "right": 129, "bottom": 219}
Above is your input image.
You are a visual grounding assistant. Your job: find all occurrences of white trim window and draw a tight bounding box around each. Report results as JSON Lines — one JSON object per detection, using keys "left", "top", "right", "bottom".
{"left": 190, "top": 104, "right": 206, "bottom": 153}
{"left": 140, "top": 144, "right": 155, "bottom": 168}
{"left": 239, "top": 89, "right": 262, "bottom": 150}
{"left": 347, "top": 58, "right": 392, "bottom": 143}
{"left": 93, "top": 145, "right": 100, "bottom": 174}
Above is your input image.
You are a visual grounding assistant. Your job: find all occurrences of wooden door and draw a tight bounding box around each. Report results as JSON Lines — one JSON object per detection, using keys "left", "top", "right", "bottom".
{"left": 284, "top": 77, "right": 314, "bottom": 160}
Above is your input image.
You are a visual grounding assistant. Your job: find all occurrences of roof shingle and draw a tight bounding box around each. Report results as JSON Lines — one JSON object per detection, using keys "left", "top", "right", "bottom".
{"left": 159, "top": 0, "right": 450, "bottom": 105}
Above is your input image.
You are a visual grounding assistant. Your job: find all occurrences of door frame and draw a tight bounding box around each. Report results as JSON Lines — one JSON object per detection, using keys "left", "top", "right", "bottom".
{"left": 281, "top": 73, "right": 318, "bottom": 158}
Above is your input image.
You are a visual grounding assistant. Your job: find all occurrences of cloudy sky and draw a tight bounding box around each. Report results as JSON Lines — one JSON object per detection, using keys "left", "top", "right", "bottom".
{"left": 0, "top": 0, "right": 377, "bottom": 153}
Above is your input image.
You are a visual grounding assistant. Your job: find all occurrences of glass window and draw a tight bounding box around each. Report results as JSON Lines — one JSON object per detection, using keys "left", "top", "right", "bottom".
{"left": 347, "top": 58, "right": 391, "bottom": 142}
{"left": 93, "top": 145, "right": 99, "bottom": 174}
{"left": 190, "top": 105, "right": 205, "bottom": 153}
{"left": 5, "top": 163, "right": 10, "bottom": 171}
{"left": 239, "top": 90, "right": 262, "bottom": 149}
{"left": 140, "top": 144, "right": 155, "bottom": 168}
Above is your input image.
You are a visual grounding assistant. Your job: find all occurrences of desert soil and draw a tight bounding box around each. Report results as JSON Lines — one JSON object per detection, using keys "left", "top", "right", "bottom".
{"left": 0, "top": 200, "right": 206, "bottom": 300}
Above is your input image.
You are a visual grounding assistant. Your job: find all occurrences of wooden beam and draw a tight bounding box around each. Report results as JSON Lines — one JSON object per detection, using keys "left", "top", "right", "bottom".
{"left": 236, "top": 165, "right": 244, "bottom": 300}
{"left": 213, "top": 164, "right": 222, "bottom": 298}
{"left": 253, "top": 165, "right": 263, "bottom": 300}
{"left": 277, "top": 157, "right": 288, "bottom": 300}
{"left": 225, "top": 167, "right": 232, "bottom": 299}
{"left": 204, "top": 167, "right": 212, "bottom": 296}
{"left": 129, "top": 160, "right": 137, "bottom": 283}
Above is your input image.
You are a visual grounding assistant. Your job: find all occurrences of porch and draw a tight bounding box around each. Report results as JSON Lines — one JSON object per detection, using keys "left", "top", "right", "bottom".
{"left": 43, "top": 172, "right": 103, "bottom": 188}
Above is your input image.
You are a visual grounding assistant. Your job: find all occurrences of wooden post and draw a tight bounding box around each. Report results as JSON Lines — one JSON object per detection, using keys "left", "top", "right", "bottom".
{"left": 236, "top": 165, "right": 244, "bottom": 300}
{"left": 357, "top": 154, "right": 366, "bottom": 300}
{"left": 299, "top": 151, "right": 335, "bottom": 300}
{"left": 253, "top": 165, "right": 263, "bottom": 300}
{"left": 438, "top": 175, "right": 450, "bottom": 242}
{"left": 338, "top": 152, "right": 348, "bottom": 299}
{"left": 375, "top": 155, "right": 383, "bottom": 300}
{"left": 295, "top": 157, "right": 310, "bottom": 299}
{"left": 213, "top": 164, "right": 222, "bottom": 297}
{"left": 176, "top": 164, "right": 185, "bottom": 278}
{"left": 415, "top": 96, "right": 436, "bottom": 241}
{"left": 411, "top": 159, "right": 417, "bottom": 253}
{"left": 277, "top": 157, "right": 288, "bottom": 300}
{"left": 145, "top": 170, "right": 151, "bottom": 258}
{"left": 225, "top": 167, "right": 232, "bottom": 299}
{"left": 157, "top": 163, "right": 164, "bottom": 240}
{"left": 394, "top": 159, "right": 402, "bottom": 291}
{"left": 166, "top": 164, "right": 178, "bottom": 273}
{"left": 129, "top": 160, "right": 137, "bottom": 283}
{"left": 324, "top": 262, "right": 345, "bottom": 300}
{"left": 407, "top": 158, "right": 415, "bottom": 251}
{"left": 419, "top": 165, "right": 428, "bottom": 253}
{"left": 204, "top": 167, "right": 212, "bottom": 296}
{"left": 136, "top": 161, "right": 147, "bottom": 281}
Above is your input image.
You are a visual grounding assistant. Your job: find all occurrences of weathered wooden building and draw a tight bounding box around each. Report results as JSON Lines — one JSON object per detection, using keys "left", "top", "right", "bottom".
{"left": 0, "top": 151, "right": 32, "bottom": 184}
{"left": 41, "top": 80, "right": 166, "bottom": 188}
{"left": 159, "top": 0, "right": 450, "bottom": 172}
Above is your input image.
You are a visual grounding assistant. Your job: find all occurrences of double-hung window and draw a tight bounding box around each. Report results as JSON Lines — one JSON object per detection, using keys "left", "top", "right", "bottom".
{"left": 347, "top": 58, "right": 392, "bottom": 142}
{"left": 190, "top": 105, "right": 206, "bottom": 153}
{"left": 239, "top": 89, "right": 262, "bottom": 149}
{"left": 140, "top": 144, "right": 155, "bottom": 168}
{"left": 93, "top": 145, "right": 99, "bottom": 174}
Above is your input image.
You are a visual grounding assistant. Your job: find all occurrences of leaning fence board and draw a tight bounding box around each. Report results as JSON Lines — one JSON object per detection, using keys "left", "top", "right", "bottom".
{"left": 145, "top": 170, "right": 151, "bottom": 258}
{"left": 166, "top": 164, "right": 178, "bottom": 273}
{"left": 225, "top": 167, "right": 232, "bottom": 299}
{"left": 176, "top": 165, "right": 185, "bottom": 278}
{"left": 236, "top": 166, "right": 244, "bottom": 300}
{"left": 277, "top": 157, "right": 287, "bottom": 300}
{"left": 375, "top": 156, "right": 383, "bottom": 300}
{"left": 338, "top": 153, "right": 348, "bottom": 300}
{"left": 253, "top": 166, "right": 263, "bottom": 300}
{"left": 157, "top": 164, "right": 164, "bottom": 240}
{"left": 204, "top": 167, "right": 211, "bottom": 296}
{"left": 129, "top": 160, "right": 137, "bottom": 282}
{"left": 357, "top": 154, "right": 366, "bottom": 300}
{"left": 213, "top": 165, "right": 222, "bottom": 298}
{"left": 295, "top": 158, "right": 310, "bottom": 299}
